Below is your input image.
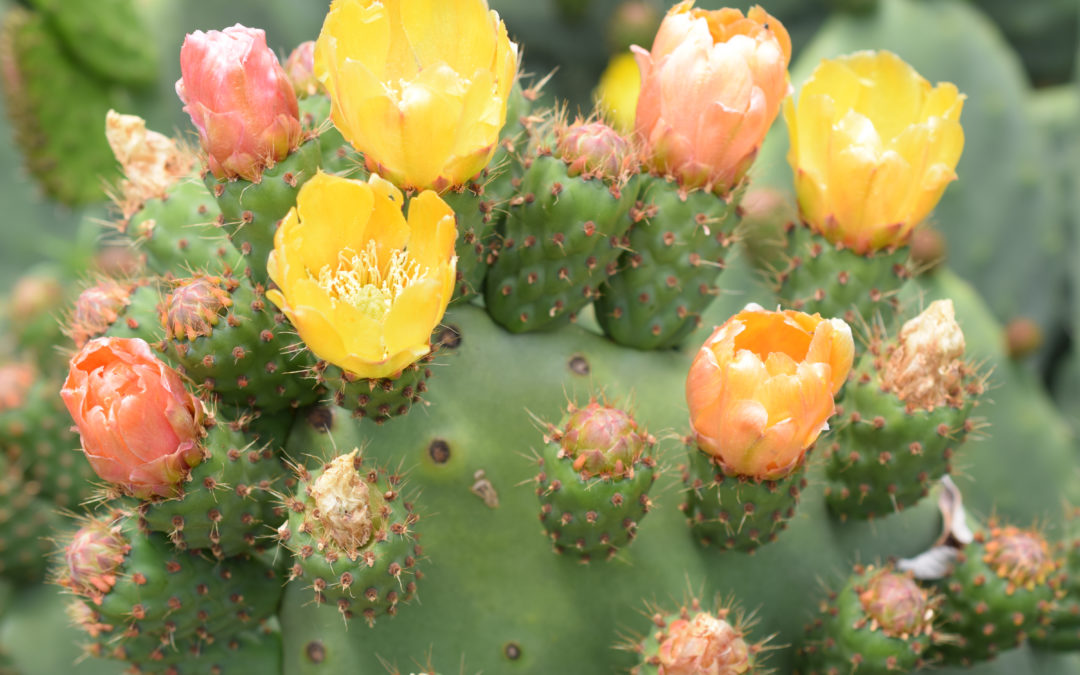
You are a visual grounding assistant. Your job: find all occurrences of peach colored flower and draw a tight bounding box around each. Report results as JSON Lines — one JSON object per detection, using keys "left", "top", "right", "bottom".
{"left": 60, "top": 337, "right": 205, "bottom": 498}
{"left": 686, "top": 305, "right": 853, "bottom": 479}
{"left": 634, "top": 2, "right": 790, "bottom": 194}
{"left": 176, "top": 24, "right": 302, "bottom": 181}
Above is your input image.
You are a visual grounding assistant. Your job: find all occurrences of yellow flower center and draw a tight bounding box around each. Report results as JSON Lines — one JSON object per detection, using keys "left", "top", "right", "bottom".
{"left": 316, "top": 240, "right": 427, "bottom": 322}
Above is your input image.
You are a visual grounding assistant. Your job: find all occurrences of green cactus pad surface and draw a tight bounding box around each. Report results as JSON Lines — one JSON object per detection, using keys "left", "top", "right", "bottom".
{"left": 596, "top": 177, "right": 743, "bottom": 349}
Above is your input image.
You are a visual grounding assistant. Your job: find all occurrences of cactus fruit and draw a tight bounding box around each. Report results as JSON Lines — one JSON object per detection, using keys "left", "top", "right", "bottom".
{"left": 797, "top": 565, "right": 939, "bottom": 674}
{"left": 132, "top": 420, "right": 282, "bottom": 558}
{"left": 534, "top": 399, "right": 657, "bottom": 561}
{"left": 278, "top": 449, "right": 420, "bottom": 626}
{"left": 207, "top": 139, "right": 322, "bottom": 283}
{"left": 931, "top": 522, "right": 1060, "bottom": 667}
{"left": 680, "top": 444, "right": 808, "bottom": 553}
{"left": 57, "top": 512, "right": 281, "bottom": 666}
{"left": 776, "top": 224, "right": 910, "bottom": 326}
{"left": 162, "top": 274, "right": 321, "bottom": 411}
{"left": 1032, "top": 506, "right": 1080, "bottom": 651}
{"left": 824, "top": 300, "right": 985, "bottom": 520}
{"left": 595, "top": 181, "right": 743, "bottom": 349}
{"left": 486, "top": 120, "right": 639, "bottom": 332}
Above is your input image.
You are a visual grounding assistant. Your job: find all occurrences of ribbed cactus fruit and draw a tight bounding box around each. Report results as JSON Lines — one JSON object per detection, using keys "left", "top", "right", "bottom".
{"left": 931, "top": 522, "right": 1060, "bottom": 667}
{"left": 207, "top": 139, "right": 322, "bottom": 284}
{"left": 797, "top": 565, "right": 939, "bottom": 675}
{"left": 277, "top": 449, "right": 420, "bottom": 626}
{"left": 124, "top": 178, "right": 239, "bottom": 279}
{"left": 57, "top": 513, "right": 281, "bottom": 666}
{"left": 1032, "top": 506, "right": 1080, "bottom": 651}
{"left": 534, "top": 399, "right": 657, "bottom": 561}
{"left": 485, "top": 120, "right": 639, "bottom": 332}
{"left": 0, "top": 7, "right": 119, "bottom": 205}
{"left": 595, "top": 180, "right": 743, "bottom": 349}
{"left": 824, "top": 300, "right": 984, "bottom": 520}
{"left": 131, "top": 420, "right": 282, "bottom": 558}
{"left": 162, "top": 274, "right": 321, "bottom": 411}
{"left": 776, "top": 224, "right": 910, "bottom": 326}
{"left": 631, "top": 597, "right": 766, "bottom": 674}
{"left": 680, "top": 444, "right": 808, "bottom": 553}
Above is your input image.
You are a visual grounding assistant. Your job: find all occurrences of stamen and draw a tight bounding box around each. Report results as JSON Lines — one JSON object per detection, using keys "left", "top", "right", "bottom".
{"left": 315, "top": 240, "right": 427, "bottom": 321}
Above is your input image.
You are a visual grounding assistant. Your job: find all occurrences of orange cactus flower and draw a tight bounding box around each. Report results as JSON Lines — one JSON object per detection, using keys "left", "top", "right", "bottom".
{"left": 634, "top": 2, "right": 791, "bottom": 195}
{"left": 686, "top": 305, "right": 853, "bottom": 479}
{"left": 60, "top": 337, "right": 205, "bottom": 498}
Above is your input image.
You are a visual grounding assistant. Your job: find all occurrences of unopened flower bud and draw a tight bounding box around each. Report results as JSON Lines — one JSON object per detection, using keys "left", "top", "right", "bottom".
{"left": 68, "top": 280, "right": 134, "bottom": 349}
{"left": 176, "top": 24, "right": 302, "bottom": 181}
{"left": 60, "top": 519, "right": 127, "bottom": 600}
{"left": 559, "top": 402, "right": 649, "bottom": 476}
{"left": 162, "top": 276, "right": 233, "bottom": 341}
{"left": 859, "top": 570, "right": 931, "bottom": 638}
{"left": 556, "top": 121, "right": 635, "bottom": 178}
{"left": 284, "top": 41, "right": 319, "bottom": 98}
{"left": 0, "top": 362, "right": 34, "bottom": 410}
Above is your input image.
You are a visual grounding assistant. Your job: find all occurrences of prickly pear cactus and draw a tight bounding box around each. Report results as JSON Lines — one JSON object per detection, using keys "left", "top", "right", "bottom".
{"left": 0, "top": 2, "right": 1079, "bottom": 675}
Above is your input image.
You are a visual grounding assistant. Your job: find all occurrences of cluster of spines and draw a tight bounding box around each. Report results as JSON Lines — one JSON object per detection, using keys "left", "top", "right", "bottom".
{"left": 278, "top": 450, "right": 421, "bottom": 626}
{"left": 1032, "top": 505, "right": 1080, "bottom": 650}
{"left": 679, "top": 440, "right": 807, "bottom": 553}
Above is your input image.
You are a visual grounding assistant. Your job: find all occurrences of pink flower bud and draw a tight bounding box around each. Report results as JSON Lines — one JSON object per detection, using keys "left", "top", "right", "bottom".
{"left": 284, "top": 41, "right": 319, "bottom": 97}
{"left": 658, "top": 612, "right": 751, "bottom": 675}
{"left": 175, "top": 24, "right": 302, "bottom": 181}
{"left": 60, "top": 337, "right": 206, "bottom": 498}
{"left": 555, "top": 121, "right": 636, "bottom": 178}
{"left": 68, "top": 280, "right": 134, "bottom": 349}
{"left": 59, "top": 519, "right": 128, "bottom": 602}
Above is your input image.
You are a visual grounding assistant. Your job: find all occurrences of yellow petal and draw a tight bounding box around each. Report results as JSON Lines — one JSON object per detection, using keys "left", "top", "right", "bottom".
{"left": 295, "top": 173, "right": 376, "bottom": 272}
{"left": 382, "top": 277, "right": 445, "bottom": 355}
{"left": 406, "top": 191, "right": 457, "bottom": 270}
{"left": 399, "top": 0, "right": 497, "bottom": 76}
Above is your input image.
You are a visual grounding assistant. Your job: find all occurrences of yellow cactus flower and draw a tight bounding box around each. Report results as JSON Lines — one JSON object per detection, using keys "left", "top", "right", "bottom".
{"left": 266, "top": 171, "right": 457, "bottom": 380}
{"left": 594, "top": 51, "right": 640, "bottom": 135}
{"left": 314, "top": 0, "right": 519, "bottom": 192}
{"left": 785, "top": 51, "right": 965, "bottom": 255}
{"left": 686, "top": 305, "right": 853, "bottom": 479}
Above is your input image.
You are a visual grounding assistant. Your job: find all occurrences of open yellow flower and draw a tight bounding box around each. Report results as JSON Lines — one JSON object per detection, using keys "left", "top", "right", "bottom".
{"left": 785, "top": 51, "right": 964, "bottom": 254}
{"left": 314, "top": 0, "right": 519, "bottom": 192}
{"left": 266, "top": 171, "right": 457, "bottom": 379}
{"left": 686, "top": 305, "right": 853, "bottom": 479}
